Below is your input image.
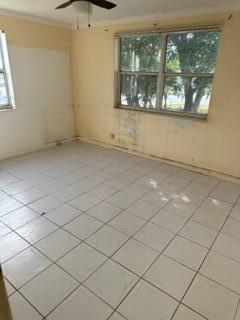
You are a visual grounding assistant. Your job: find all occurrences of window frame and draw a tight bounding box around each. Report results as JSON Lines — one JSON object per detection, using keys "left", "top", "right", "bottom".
{"left": 115, "top": 26, "right": 221, "bottom": 120}
{"left": 0, "top": 30, "right": 15, "bottom": 111}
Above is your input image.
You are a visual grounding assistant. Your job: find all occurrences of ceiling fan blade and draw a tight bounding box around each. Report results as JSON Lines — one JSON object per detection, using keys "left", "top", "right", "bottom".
{"left": 89, "top": 0, "right": 117, "bottom": 9}
{"left": 56, "top": 1, "right": 73, "bottom": 9}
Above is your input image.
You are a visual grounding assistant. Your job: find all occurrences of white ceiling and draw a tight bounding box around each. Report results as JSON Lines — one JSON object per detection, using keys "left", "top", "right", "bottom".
{"left": 0, "top": 0, "right": 239, "bottom": 27}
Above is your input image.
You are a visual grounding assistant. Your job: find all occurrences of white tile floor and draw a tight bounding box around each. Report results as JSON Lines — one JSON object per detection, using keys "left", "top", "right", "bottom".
{"left": 0, "top": 141, "right": 240, "bottom": 320}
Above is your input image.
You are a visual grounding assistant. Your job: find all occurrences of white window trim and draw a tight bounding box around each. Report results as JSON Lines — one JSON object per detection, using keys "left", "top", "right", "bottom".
{"left": 0, "top": 31, "right": 15, "bottom": 110}
{"left": 114, "top": 26, "right": 221, "bottom": 120}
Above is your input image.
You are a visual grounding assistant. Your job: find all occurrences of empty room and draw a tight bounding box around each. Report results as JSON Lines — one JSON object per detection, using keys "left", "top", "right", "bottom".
{"left": 0, "top": 0, "right": 240, "bottom": 319}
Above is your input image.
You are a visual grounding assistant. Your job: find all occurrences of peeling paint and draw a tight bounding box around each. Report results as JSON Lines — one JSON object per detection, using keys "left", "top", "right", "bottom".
{"left": 121, "top": 118, "right": 141, "bottom": 139}
{"left": 120, "top": 113, "right": 142, "bottom": 141}
{"left": 118, "top": 114, "right": 142, "bottom": 148}
{"left": 73, "top": 13, "right": 240, "bottom": 178}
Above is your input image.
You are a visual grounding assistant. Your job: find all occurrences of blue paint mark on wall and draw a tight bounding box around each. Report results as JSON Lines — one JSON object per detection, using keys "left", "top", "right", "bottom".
{"left": 121, "top": 117, "right": 141, "bottom": 140}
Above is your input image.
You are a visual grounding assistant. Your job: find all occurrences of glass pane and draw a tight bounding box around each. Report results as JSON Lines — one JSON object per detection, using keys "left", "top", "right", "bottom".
{"left": 120, "top": 36, "right": 162, "bottom": 72}
{"left": 121, "top": 74, "right": 158, "bottom": 109}
{"left": 162, "top": 76, "right": 213, "bottom": 114}
{"left": 0, "top": 73, "right": 9, "bottom": 106}
{"left": 0, "top": 54, "right": 3, "bottom": 70}
{"left": 165, "top": 31, "right": 220, "bottom": 73}
{"left": 0, "top": 43, "right": 3, "bottom": 69}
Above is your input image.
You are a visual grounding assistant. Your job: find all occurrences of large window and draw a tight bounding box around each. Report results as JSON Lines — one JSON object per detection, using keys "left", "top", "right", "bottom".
{"left": 0, "top": 31, "right": 15, "bottom": 110}
{"left": 116, "top": 28, "right": 221, "bottom": 118}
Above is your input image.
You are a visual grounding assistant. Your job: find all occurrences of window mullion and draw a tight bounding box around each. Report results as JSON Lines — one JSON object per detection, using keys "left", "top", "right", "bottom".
{"left": 3, "top": 68, "right": 10, "bottom": 105}
{"left": 0, "top": 31, "right": 16, "bottom": 109}
{"left": 165, "top": 72, "right": 214, "bottom": 77}
{"left": 0, "top": 32, "right": 12, "bottom": 107}
{"left": 115, "top": 36, "right": 121, "bottom": 107}
{"left": 0, "top": 40, "right": 9, "bottom": 104}
{"left": 156, "top": 33, "right": 167, "bottom": 110}
{"left": 121, "top": 71, "right": 159, "bottom": 76}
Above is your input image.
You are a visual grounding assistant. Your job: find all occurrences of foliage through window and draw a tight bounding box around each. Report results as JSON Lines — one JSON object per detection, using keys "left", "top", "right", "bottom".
{"left": 0, "top": 31, "right": 15, "bottom": 110}
{"left": 117, "top": 29, "right": 221, "bottom": 117}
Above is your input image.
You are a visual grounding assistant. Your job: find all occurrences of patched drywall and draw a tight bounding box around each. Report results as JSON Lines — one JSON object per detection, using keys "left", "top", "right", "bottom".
{"left": 0, "top": 16, "right": 74, "bottom": 160}
{"left": 72, "top": 12, "right": 240, "bottom": 178}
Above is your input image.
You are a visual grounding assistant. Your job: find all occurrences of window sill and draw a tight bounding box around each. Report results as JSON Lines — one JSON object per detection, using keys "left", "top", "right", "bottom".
{"left": 114, "top": 105, "right": 208, "bottom": 120}
{"left": 0, "top": 105, "right": 15, "bottom": 112}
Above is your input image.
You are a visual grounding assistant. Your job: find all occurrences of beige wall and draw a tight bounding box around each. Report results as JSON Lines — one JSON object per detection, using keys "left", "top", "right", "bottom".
{"left": 0, "top": 15, "right": 71, "bottom": 50}
{"left": 0, "top": 16, "right": 74, "bottom": 159}
{"left": 72, "top": 12, "right": 240, "bottom": 178}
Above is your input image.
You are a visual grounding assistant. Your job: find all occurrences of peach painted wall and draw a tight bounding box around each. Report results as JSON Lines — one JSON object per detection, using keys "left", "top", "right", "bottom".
{"left": 72, "top": 12, "right": 240, "bottom": 178}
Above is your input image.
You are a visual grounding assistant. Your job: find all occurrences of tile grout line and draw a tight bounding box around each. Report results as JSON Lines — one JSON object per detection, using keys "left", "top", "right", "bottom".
{"left": 41, "top": 184, "right": 186, "bottom": 319}
{"left": 4, "top": 162, "right": 238, "bottom": 319}
{"left": 169, "top": 179, "right": 239, "bottom": 320}
{"left": 41, "top": 183, "right": 173, "bottom": 318}
{"left": 35, "top": 153, "right": 166, "bottom": 319}
{"left": 107, "top": 177, "right": 211, "bottom": 319}
{"left": 168, "top": 180, "right": 223, "bottom": 320}
{"left": 0, "top": 143, "right": 135, "bottom": 218}
{"left": 1, "top": 165, "right": 146, "bottom": 266}
{"left": 0, "top": 146, "right": 130, "bottom": 319}
{"left": 103, "top": 170, "right": 208, "bottom": 320}
{"left": 1, "top": 170, "right": 162, "bottom": 318}
{"left": 0, "top": 192, "right": 239, "bottom": 320}
{"left": 233, "top": 298, "right": 240, "bottom": 320}
{"left": 0, "top": 163, "right": 136, "bottom": 262}
{"left": 9, "top": 164, "right": 193, "bottom": 319}
{"left": 1, "top": 143, "right": 240, "bottom": 319}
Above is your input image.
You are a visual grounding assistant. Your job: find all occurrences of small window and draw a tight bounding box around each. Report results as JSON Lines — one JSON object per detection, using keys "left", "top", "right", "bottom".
{"left": 116, "top": 28, "right": 221, "bottom": 118}
{"left": 0, "top": 31, "right": 15, "bottom": 110}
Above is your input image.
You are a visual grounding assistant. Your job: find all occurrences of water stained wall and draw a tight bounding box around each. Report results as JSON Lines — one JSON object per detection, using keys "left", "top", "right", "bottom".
{"left": 72, "top": 12, "right": 240, "bottom": 178}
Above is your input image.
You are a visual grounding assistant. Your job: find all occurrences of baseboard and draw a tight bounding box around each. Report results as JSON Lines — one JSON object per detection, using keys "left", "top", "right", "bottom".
{"left": 1, "top": 134, "right": 238, "bottom": 183}
{"left": 0, "top": 136, "right": 77, "bottom": 162}
{"left": 77, "top": 136, "right": 240, "bottom": 183}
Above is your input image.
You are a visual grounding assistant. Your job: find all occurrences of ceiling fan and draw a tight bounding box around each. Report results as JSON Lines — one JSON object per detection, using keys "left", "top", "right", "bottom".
{"left": 56, "top": 0, "right": 117, "bottom": 10}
